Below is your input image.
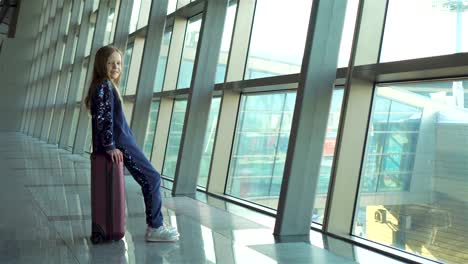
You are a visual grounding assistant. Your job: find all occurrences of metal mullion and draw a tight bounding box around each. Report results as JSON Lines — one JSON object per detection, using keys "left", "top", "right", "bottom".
{"left": 206, "top": 0, "right": 255, "bottom": 195}
{"left": 214, "top": 73, "right": 299, "bottom": 93}
{"left": 59, "top": 0, "right": 95, "bottom": 149}
{"left": 153, "top": 88, "right": 190, "bottom": 99}
{"left": 175, "top": 0, "right": 204, "bottom": 19}
{"left": 324, "top": 0, "right": 389, "bottom": 238}
{"left": 73, "top": 0, "right": 113, "bottom": 154}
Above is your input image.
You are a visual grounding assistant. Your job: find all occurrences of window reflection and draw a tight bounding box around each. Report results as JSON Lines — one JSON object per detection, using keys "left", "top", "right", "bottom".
{"left": 155, "top": 31, "right": 172, "bottom": 92}
{"left": 245, "top": 0, "right": 313, "bottom": 79}
{"left": 198, "top": 98, "right": 221, "bottom": 188}
{"left": 354, "top": 80, "right": 468, "bottom": 264}
{"left": 381, "top": 0, "right": 468, "bottom": 62}
{"left": 143, "top": 100, "right": 160, "bottom": 159}
{"left": 162, "top": 100, "right": 188, "bottom": 178}
{"left": 120, "top": 43, "right": 134, "bottom": 95}
{"left": 177, "top": 14, "right": 202, "bottom": 89}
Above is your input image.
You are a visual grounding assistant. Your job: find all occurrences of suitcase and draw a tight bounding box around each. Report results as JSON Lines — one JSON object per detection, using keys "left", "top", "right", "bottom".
{"left": 90, "top": 152, "right": 126, "bottom": 244}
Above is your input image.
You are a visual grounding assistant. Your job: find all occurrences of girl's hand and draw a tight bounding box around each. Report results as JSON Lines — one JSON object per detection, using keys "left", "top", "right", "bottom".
{"left": 106, "top": 149, "right": 123, "bottom": 163}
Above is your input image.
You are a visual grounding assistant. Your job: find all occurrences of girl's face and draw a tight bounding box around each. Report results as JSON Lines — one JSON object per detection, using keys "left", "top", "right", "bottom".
{"left": 106, "top": 51, "right": 122, "bottom": 81}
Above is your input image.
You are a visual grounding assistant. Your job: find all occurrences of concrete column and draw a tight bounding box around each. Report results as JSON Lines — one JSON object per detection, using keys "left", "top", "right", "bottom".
{"left": 324, "top": 0, "right": 389, "bottom": 237}
{"left": 172, "top": 0, "right": 229, "bottom": 195}
{"left": 130, "top": 0, "right": 169, "bottom": 147}
{"left": 273, "top": 0, "right": 348, "bottom": 236}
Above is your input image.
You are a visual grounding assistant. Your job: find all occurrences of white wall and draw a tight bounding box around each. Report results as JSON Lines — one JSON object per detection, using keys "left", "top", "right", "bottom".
{"left": 0, "top": 0, "right": 43, "bottom": 131}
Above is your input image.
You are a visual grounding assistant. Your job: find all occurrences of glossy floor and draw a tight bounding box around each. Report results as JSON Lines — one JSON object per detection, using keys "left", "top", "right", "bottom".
{"left": 0, "top": 133, "right": 406, "bottom": 264}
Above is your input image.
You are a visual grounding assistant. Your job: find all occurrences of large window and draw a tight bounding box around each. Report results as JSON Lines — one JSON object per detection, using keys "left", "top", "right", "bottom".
{"left": 84, "top": 11, "right": 97, "bottom": 57}
{"left": 129, "top": 0, "right": 151, "bottom": 33}
{"left": 198, "top": 97, "right": 221, "bottom": 188}
{"left": 313, "top": 88, "right": 345, "bottom": 224}
{"left": 226, "top": 92, "right": 296, "bottom": 208}
{"left": 68, "top": 106, "right": 80, "bottom": 148}
{"left": 154, "top": 30, "right": 172, "bottom": 92}
{"left": 215, "top": 2, "right": 237, "bottom": 84}
{"left": 103, "top": 0, "right": 120, "bottom": 45}
{"left": 380, "top": 0, "right": 468, "bottom": 62}
{"left": 120, "top": 43, "right": 134, "bottom": 95}
{"left": 143, "top": 100, "right": 160, "bottom": 159}
{"left": 245, "top": 0, "right": 313, "bottom": 79}
{"left": 177, "top": 14, "right": 202, "bottom": 89}
{"left": 129, "top": 0, "right": 142, "bottom": 33}
{"left": 162, "top": 100, "right": 188, "bottom": 178}
{"left": 354, "top": 80, "right": 468, "bottom": 264}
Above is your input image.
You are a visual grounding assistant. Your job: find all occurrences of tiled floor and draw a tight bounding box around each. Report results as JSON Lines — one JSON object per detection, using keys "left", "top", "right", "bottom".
{"left": 0, "top": 132, "right": 406, "bottom": 263}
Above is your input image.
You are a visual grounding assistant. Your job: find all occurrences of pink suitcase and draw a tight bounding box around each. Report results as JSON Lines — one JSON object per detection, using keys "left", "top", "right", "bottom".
{"left": 90, "top": 152, "right": 126, "bottom": 244}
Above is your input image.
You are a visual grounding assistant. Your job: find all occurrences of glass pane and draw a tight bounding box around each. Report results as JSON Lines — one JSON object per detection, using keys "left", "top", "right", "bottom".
{"left": 215, "top": 2, "right": 237, "bottom": 84}
{"left": 129, "top": 0, "right": 142, "bottom": 33}
{"left": 177, "top": 14, "right": 202, "bottom": 89}
{"left": 337, "top": 0, "right": 359, "bottom": 68}
{"left": 143, "top": 100, "right": 160, "bottom": 159}
{"left": 381, "top": 0, "right": 468, "bottom": 62}
{"left": 85, "top": 11, "right": 97, "bottom": 57}
{"left": 85, "top": 124, "right": 92, "bottom": 153}
{"left": 122, "top": 100, "right": 134, "bottom": 124}
{"left": 226, "top": 92, "right": 295, "bottom": 209}
{"left": 354, "top": 80, "right": 468, "bottom": 264}
{"left": 313, "top": 88, "right": 345, "bottom": 224}
{"left": 245, "top": 0, "right": 313, "bottom": 79}
{"left": 71, "top": 34, "right": 78, "bottom": 64}
{"left": 120, "top": 43, "right": 134, "bottom": 95}
{"left": 68, "top": 106, "right": 80, "bottom": 148}
{"left": 103, "top": 0, "right": 120, "bottom": 45}
{"left": 162, "top": 100, "right": 188, "bottom": 178}
{"left": 77, "top": 0, "right": 84, "bottom": 24}
{"left": 167, "top": 0, "right": 177, "bottom": 14}
{"left": 197, "top": 97, "right": 221, "bottom": 188}
{"left": 155, "top": 31, "right": 172, "bottom": 92}
{"left": 92, "top": 0, "right": 100, "bottom": 12}
{"left": 129, "top": 0, "right": 151, "bottom": 33}
{"left": 76, "top": 60, "right": 89, "bottom": 102}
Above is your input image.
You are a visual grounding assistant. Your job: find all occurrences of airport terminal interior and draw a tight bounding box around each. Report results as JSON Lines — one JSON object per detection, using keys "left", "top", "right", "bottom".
{"left": 0, "top": 0, "right": 467, "bottom": 263}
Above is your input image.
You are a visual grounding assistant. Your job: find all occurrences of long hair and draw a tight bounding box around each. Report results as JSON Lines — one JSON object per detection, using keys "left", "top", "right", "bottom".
{"left": 84, "top": 45, "right": 123, "bottom": 111}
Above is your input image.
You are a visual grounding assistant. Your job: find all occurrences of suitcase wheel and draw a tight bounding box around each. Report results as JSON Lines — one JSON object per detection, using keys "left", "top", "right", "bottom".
{"left": 90, "top": 233, "right": 104, "bottom": 244}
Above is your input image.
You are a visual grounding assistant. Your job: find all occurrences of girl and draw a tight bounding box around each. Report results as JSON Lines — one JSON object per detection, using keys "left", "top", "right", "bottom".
{"left": 85, "top": 45, "right": 179, "bottom": 242}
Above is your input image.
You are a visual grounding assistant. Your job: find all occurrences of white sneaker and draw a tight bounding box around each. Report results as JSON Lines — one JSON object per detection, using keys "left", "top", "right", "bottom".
{"left": 146, "top": 226, "right": 180, "bottom": 242}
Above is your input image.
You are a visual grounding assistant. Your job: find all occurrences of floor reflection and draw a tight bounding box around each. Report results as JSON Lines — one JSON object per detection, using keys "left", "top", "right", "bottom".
{"left": 0, "top": 133, "right": 408, "bottom": 264}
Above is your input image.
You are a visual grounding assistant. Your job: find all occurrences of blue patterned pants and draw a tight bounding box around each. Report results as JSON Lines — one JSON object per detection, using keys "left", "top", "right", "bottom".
{"left": 118, "top": 143, "right": 164, "bottom": 228}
